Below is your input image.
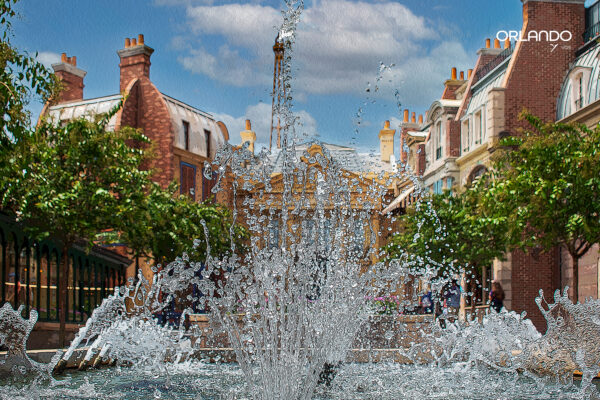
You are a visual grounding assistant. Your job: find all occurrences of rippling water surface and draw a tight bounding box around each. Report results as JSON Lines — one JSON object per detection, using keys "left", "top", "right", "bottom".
{"left": 2, "top": 361, "right": 595, "bottom": 400}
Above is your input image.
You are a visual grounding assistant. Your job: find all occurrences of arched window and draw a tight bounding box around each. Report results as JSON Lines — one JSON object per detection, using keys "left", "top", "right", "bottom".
{"left": 569, "top": 67, "right": 592, "bottom": 112}
{"left": 466, "top": 165, "right": 488, "bottom": 187}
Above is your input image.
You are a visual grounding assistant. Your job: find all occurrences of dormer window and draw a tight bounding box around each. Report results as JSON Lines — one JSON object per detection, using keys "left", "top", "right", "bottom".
{"left": 568, "top": 67, "right": 591, "bottom": 113}
{"left": 204, "top": 129, "right": 211, "bottom": 158}
{"left": 575, "top": 73, "right": 584, "bottom": 110}
{"left": 183, "top": 120, "right": 190, "bottom": 151}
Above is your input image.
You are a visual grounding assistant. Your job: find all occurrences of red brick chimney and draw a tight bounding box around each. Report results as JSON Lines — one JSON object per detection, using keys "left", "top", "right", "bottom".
{"left": 442, "top": 67, "right": 466, "bottom": 100}
{"left": 117, "top": 34, "right": 154, "bottom": 92}
{"left": 52, "top": 53, "right": 86, "bottom": 103}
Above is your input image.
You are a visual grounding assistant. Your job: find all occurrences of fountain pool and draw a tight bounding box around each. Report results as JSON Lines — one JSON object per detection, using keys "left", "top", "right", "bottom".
{"left": 1, "top": 360, "right": 595, "bottom": 399}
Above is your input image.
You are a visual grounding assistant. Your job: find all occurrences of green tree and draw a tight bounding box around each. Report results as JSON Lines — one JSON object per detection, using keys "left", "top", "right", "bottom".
{"left": 385, "top": 189, "right": 508, "bottom": 298}
{"left": 480, "top": 112, "right": 600, "bottom": 302}
{"left": 0, "top": 108, "right": 154, "bottom": 346}
{"left": 1, "top": 0, "right": 59, "bottom": 148}
{"left": 117, "top": 181, "right": 247, "bottom": 267}
{"left": 0, "top": 0, "right": 246, "bottom": 344}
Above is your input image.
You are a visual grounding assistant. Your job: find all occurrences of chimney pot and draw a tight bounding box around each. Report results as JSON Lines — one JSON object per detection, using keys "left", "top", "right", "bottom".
{"left": 52, "top": 55, "right": 86, "bottom": 102}
{"left": 240, "top": 120, "right": 256, "bottom": 153}
{"left": 403, "top": 109, "right": 409, "bottom": 123}
{"left": 468, "top": 69, "right": 473, "bottom": 79}
{"left": 504, "top": 38, "right": 511, "bottom": 49}
{"left": 451, "top": 67, "right": 457, "bottom": 80}
{"left": 138, "top": 34, "right": 144, "bottom": 45}
{"left": 494, "top": 38, "right": 501, "bottom": 49}
{"left": 459, "top": 71, "right": 464, "bottom": 80}
{"left": 485, "top": 38, "right": 491, "bottom": 48}
{"left": 118, "top": 35, "right": 154, "bottom": 92}
{"left": 379, "top": 118, "right": 396, "bottom": 163}
{"left": 418, "top": 114, "right": 423, "bottom": 124}
{"left": 411, "top": 112, "right": 416, "bottom": 123}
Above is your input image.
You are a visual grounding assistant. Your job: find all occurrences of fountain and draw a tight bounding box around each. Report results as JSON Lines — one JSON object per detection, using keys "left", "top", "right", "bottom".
{"left": 1, "top": 1, "right": 600, "bottom": 399}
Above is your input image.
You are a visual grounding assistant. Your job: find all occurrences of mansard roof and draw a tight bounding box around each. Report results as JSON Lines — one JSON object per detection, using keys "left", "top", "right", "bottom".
{"left": 269, "top": 142, "right": 396, "bottom": 175}
{"left": 556, "top": 43, "right": 600, "bottom": 120}
{"left": 46, "top": 92, "right": 228, "bottom": 158}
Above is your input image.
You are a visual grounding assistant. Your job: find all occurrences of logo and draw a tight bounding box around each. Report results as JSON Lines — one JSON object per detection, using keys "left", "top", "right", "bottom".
{"left": 496, "top": 30, "right": 572, "bottom": 52}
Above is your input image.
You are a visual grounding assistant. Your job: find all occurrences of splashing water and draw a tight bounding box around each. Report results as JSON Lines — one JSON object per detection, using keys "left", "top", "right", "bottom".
{"left": 1, "top": 1, "right": 600, "bottom": 399}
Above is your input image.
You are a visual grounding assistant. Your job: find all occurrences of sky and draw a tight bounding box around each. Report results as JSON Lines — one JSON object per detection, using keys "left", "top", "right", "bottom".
{"left": 13, "top": 0, "right": 530, "bottom": 153}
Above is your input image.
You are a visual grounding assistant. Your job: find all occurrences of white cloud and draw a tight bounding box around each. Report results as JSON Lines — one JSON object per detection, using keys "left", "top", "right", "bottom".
{"left": 212, "top": 102, "right": 318, "bottom": 148}
{"left": 176, "top": 0, "right": 473, "bottom": 105}
{"left": 179, "top": 45, "right": 268, "bottom": 87}
{"left": 36, "top": 51, "right": 61, "bottom": 68}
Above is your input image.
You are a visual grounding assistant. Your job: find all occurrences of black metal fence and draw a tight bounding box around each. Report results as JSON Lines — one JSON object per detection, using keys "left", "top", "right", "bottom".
{"left": 0, "top": 213, "right": 128, "bottom": 323}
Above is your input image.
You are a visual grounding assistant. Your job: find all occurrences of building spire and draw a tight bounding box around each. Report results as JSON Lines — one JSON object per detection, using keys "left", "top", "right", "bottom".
{"left": 270, "top": 34, "right": 285, "bottom": 151}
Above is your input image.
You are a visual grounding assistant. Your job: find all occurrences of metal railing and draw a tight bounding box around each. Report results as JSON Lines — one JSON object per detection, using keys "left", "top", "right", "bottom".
{"left": 474, "top": 46, "right": 514, "bottom": 83}
{"left": 584, "top": 21, "right": 600, "bottom": 43}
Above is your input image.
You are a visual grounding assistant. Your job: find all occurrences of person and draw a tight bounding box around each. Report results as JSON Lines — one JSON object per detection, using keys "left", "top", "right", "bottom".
{"left": 489, "top": 281, "right": 505, "bottom": 313}
{"left": 419, "top": 289, "right": 433, "bottom": 314}
{"left": 444, "top": 280, "right": 461, "bottom": 314}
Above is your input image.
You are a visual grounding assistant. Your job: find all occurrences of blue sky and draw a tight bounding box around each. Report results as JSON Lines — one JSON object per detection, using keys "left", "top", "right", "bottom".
{"left": 14, "top": 0, "right": 527, "bottom": 153}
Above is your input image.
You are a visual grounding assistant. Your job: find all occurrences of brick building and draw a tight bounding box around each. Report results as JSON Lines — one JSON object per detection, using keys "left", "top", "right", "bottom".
{"left": 44, "top": 34, "right": 229, "bottom": 202}
{"left": 555, "top": 0, "right": 600, "bottom": 305}
{"left": 237, "top": 120, "right": 400, "bottom": 259}
{"left": 397, "top": 0, "right": 588, "bottom": 331}
{"left": 16, "top": 35, "right": 231, "bottom": 346}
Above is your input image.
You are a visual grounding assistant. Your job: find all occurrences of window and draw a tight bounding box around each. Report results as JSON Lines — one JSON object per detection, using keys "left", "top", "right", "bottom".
{"left": 576, "top": 74, "right": 584, "bottom": 110}
{"left": 461, "top": 119, "right": 470, "bottom": 154}
{"left": 352, "top": 219, "right": 364, "bottom": 253}
{"left": 446, "top": 177, "right": 454, "bottom": 191}
{"left": 204, "top": 129, "right": 211, "bottom": 158}
{"left": 433, "top": 179, "right": 444, "bottom": 194}
{"left": 435, "top": 122, "right": 442, "bottom": 160}
{"left": 268, "top": 218, "right": 280, "bottom": 249}
{"left": 302, "top": 220, "right": 315, "bottom": 246}
{"left": 585, "top": 2, "right": 600, "bottom": 43}
{"left": 202, "top": 168, "right": 218, "bottom": 202}
{"left": 474, "top": 111, "right": 482, "bottom": 145}
{"left": 180, "top": 162, "right": 196, "bottom": 200}
{"left": 183, "top": 121, "right": 190, "bottom": 151}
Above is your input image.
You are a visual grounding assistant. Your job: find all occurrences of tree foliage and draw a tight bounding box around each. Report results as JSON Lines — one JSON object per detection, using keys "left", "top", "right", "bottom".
{"left": 117, "top": 182, "right": 247, "bottom": 265}
{"left": 479, "top": 112, "right": 600, "bottom": 301}
{"left": 1, "top": 0, "right": 59, "bottom": 148}
{"left": 0, "top": 104, "right": 245, "bottom": 262}
{"left": 385, "top": 189, "right": 509, "bottom": 276}
{"left": 0, "top": 103, "right": 159, "bottom": 256}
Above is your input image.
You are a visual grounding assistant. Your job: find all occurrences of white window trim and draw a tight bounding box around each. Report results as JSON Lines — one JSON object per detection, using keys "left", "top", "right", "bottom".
{"left": 461, "top": 118, "right": 470, "bottom": 155}
{"left": 569, "top": 66, "right": 592, "bottom": 112}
